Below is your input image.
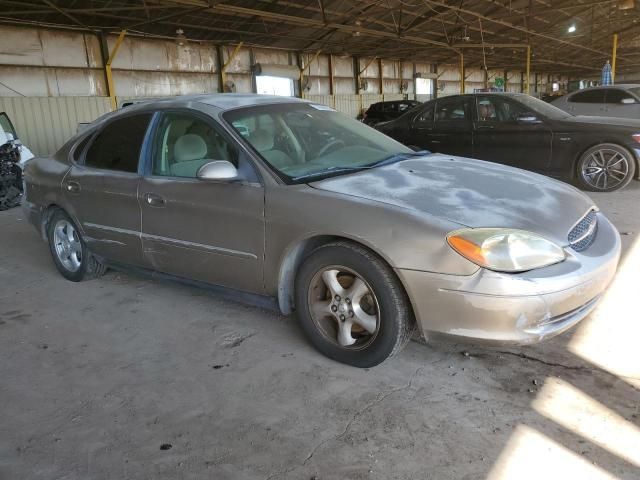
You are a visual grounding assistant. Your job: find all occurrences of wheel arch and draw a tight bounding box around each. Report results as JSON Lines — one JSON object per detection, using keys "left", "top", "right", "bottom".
{"left": 276, "top": 233, "right": 414, "bottom": 319}
{"left": 40, "top": 203, "right": 64, "bottom": 241}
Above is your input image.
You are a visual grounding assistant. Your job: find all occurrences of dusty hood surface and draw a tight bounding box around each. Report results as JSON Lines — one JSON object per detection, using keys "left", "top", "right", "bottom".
{"left": 310, "top": 154, "right": 595, "bottom": 246}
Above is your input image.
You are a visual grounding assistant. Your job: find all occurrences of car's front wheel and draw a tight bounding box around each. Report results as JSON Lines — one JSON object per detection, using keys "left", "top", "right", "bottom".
{"left": 47, "top": 210, "right": 107, "bottom": 282}
{"left": 576, "top": 143, "right": 636, "bottom": 192}
{"left": 295, "top": 241, "right": 415, "bottom": 368}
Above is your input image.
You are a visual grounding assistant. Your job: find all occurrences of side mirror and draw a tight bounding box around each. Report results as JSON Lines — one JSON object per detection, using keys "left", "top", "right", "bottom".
{"left": 516, "top": 112, "right": 540, "bottom": 123}
{"left": 621, "top": 98, "right": 636, "bottom": 105}
{"left": 197, "top": 160, "right": 238, "bottom": 181}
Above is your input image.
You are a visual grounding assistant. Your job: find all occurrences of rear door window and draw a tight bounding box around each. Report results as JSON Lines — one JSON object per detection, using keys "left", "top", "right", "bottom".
{"left": 605, "top": 89, "right": 637, "bottom": 104}
{"left": 84, "top": 114, "right": 152, "bottom": 173}
{"left": 569, "top": 89, "right": 606, "bottom": 104}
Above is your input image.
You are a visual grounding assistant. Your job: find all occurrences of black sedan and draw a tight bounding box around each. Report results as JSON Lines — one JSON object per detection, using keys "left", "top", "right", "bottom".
{"left": 376, "top": 93, "right": 640, "bottom": 192}
{"left": 359, "top": 100, "right": 421, "bottom": 126}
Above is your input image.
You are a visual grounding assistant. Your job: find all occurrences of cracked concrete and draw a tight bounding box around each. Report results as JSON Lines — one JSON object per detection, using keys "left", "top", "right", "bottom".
{"left": 1, "top": 182, "right": 639, "bottom": 479}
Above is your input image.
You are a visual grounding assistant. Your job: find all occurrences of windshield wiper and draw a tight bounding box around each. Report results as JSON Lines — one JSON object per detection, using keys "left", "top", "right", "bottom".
{"left": 291, "top": 165, "right": 370, "bottom": 181}
{"left": 291, "top": 150, "right": 430, "bottom": 182}
{"left": 367, "top": 150, "right": 430, "bottom": 168}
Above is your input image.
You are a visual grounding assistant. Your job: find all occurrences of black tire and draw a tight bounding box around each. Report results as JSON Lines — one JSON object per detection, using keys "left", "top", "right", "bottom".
{"left": 295, "top": 241, "right": 415, "bottom": 368}
{"left": 47, "top": 209, "right": 107, "bottom": 282}
{"left": 576, "top": 143, "right": 636, "bottom": 192}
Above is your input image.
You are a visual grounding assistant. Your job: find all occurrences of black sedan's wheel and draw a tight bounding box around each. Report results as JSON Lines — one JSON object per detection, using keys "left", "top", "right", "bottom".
{"left": 47, "top": 210, "right": 107, "bottom": 282}
{"left": 295, "top": 241, "right": 415, "bottom": 368}
{"left": 577, "top": 143, "right": 636, "bottom": 192}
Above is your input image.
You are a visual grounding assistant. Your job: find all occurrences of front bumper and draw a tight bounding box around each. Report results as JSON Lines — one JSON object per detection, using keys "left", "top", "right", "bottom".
{"left": 397, "top": 212, "right": 621, "bottom": 344}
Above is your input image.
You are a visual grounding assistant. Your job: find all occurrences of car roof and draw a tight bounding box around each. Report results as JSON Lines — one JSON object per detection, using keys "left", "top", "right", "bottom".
{"left": 116, "top": 93, "right": 311, "bottom": 112}
{"left": 570, "top": 84, "right": 640, "bottom": 91}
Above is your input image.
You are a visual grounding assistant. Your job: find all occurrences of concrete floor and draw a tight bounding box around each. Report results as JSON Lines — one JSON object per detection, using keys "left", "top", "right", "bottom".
{"left": 1, "top": 183, "right": 639, "bottom": 480}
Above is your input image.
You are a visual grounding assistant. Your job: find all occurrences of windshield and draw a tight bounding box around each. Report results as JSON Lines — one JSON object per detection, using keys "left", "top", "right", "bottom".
{"left": 514, "top": 94, "right": 573, "bottom": 120}
{"left": 224, "top": 103, "right": 412, "bottom": 183}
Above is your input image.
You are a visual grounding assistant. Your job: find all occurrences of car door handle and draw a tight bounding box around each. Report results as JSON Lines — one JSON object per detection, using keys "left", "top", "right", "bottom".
{"left": 65, "top": 181, "right": 81, "bottom": 193}
{"left": 144, "top": 193, "right": 165, "bottom": 207}
{"left": 476, "top": 124, "right": 495, "bottom": 130}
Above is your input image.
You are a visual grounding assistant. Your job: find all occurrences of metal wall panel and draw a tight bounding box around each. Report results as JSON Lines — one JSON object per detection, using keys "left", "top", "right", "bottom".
{"left": 112, "top": 71, "right": 217, "bottom": 97}
{"left": 0, "top": 96, "right": 111, "bottom": 156}
{"left": 305, "top": 76, "right": 330, "bottom": 95}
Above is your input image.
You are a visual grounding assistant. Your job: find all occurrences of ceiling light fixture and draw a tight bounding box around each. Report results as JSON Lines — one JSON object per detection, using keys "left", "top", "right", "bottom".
{"left": 175, "top": 28, "right": 187, "bottom": 47}
{"left": 568, "top": 24, "right": 576, "bottom": 33}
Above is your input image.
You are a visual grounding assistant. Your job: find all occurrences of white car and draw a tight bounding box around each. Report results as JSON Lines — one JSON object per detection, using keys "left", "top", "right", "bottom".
{"left": 0, "top": 111, "right": 34, "bottom": 167}
{"left": 551, "top": 84, "right": 640, "bottom": 119}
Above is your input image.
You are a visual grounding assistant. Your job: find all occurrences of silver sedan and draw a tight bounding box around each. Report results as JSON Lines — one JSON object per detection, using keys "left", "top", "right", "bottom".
{"left": 22, "top": 95, "right": 620, "bottom": 367}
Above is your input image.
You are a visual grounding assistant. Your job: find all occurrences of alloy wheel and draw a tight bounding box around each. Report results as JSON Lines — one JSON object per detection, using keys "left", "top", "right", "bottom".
{"left": 53, "top": 220, "right": 82, "bottom": 272}
{"left": 581, "top": 148, "right": 630, "bottom": 191}
{"left": 307, "top": 266, "right": 380, "bottom": 350}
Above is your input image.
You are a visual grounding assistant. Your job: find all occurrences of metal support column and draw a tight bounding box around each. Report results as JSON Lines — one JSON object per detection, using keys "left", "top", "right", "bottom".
{"left": 105, "top": 30, "right": 127, "bottom": 111}
{"left": 459, "top": 53, "right": 465, "bottom": 94}
{"left": 612, "top": 33, "right": 618, "bottom": 83}
{"left": 525, "top": 45, "right": 531, "bottom": 94}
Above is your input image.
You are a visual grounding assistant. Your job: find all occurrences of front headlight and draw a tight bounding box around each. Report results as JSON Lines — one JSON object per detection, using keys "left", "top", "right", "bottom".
{"left": 447, "top": 228, "right": 566, "bottom": 273}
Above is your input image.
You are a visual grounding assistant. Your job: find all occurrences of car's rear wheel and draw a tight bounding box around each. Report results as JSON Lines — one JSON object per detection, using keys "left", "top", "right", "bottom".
{"left": 576, "top": 143, "right": 636, "bottom": 192}
{"left": 295, "top": 241, "right": 415, "bottom": 368}
{"left": 47, "top": 210, "right": 107, "bottom": 282}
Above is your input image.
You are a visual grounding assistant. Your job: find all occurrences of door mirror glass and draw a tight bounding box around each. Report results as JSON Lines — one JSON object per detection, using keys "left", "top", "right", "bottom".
{"left": 621, "top": 98, "right": 636, "bottom": 105}
{"left": 197, "top": 160, "right": 238, "bottom": 181}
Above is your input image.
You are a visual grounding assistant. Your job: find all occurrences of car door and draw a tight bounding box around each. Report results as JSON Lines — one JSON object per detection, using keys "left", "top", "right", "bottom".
{"left": 138, "top": 110, "right": 265, "bottom": 294}
{"left": 427, "top": 96, "right": 473, "bottom": 156}
{"left": 63, "top": 113, "right": 152, "bottom": 266}
{"left": 604, "top": 89, "right": 640, "bottom": 119}
{"left": 566, "top": 89, "right": 607, "bottom": 116}
{"left": 404, "top": 101, "right": 435, "bottom": 149}
{"left": 472, "top": 95, "right": 552, "bottom": 172}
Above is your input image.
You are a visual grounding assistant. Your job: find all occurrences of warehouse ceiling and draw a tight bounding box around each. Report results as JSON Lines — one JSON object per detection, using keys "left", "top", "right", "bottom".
{"left": 1, "top": 0, "right": 639, "bottom": 74}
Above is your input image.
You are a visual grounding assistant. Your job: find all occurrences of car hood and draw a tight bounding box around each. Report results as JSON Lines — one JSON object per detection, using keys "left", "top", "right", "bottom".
{"left": 310, "top": 154, "right": 595, "bottom": 246}
{"left": 562, "top": 115, "right": 640, "bottom": 128}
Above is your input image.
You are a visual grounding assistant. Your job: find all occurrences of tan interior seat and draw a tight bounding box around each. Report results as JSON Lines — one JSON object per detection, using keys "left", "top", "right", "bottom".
{"left": 170, "top": 133, "right": 210, "bottom": 177}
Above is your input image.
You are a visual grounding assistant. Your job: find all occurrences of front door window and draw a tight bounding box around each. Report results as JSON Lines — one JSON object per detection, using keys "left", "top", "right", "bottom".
{"left": 152, "top": 113, "right": 237, "bottom": 178}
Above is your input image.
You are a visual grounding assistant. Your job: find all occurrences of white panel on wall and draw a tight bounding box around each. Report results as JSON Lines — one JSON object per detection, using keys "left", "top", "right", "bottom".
{"left": 332, "top": 56, "right": 353, "bottom": 77}
{"left": 41, "top": 30, "right": 91, "bottom": 68}
{"left": 334, "top": 77, "right": 355, "bottom": 94}
{"left": 360, "top": 57, "right": 379, "bottom": 78}
{"left": 253, "top": 47, "right": 290, "bottom": 66}
{"left": 112, "top": 71, "right": 217, "bottom": 97}
{"left": 221, "top": 46, "right": 251, "bottom": 73}
{"left": 302, "top": 53, "right": 329, "bottom": 77}
{"left": 0, "top": 26, "right": 45, "bottom": 66}
{"left": 305, "top": 76, "right": 330, "bottom": 95}
{"left": 0, "top": 67, "right": 53, "bottom": 96}
{"left": 225, "top": 73, "right": 252, "bottom": 93}
{"left": 0, "top": 96, "right": 111, "bottom": 155}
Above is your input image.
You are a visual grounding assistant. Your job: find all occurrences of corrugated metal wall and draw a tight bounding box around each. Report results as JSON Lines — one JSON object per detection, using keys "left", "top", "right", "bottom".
{"left": 0, "top": 25, "right": 555, "bottom": 155}
{"left": 0, "top": 96, "right": 111, "bottom": 156}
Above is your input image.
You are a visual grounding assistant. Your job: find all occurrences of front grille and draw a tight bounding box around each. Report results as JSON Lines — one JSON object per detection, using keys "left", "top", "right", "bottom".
{"left": 568, "top": 209, "right": 598, "bottom": 252}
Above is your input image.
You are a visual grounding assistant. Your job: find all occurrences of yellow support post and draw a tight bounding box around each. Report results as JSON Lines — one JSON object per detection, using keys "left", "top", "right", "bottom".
{"left": 221, "top": 42, "right": 244, "bottom": 92}
{"left": 612, "top": 33, "right": 618, "bottom": 83}
{"left": 106, "top": 30, "right": 127, "bottom": 111}
{"left": 525, "top": 45, "right": 531, "bottom": 95}
{"left": 300, "top": 49, "right": 322, "bottom": 83}
{"left": 459, "top": 52, "right": 465, "bottom": 94}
